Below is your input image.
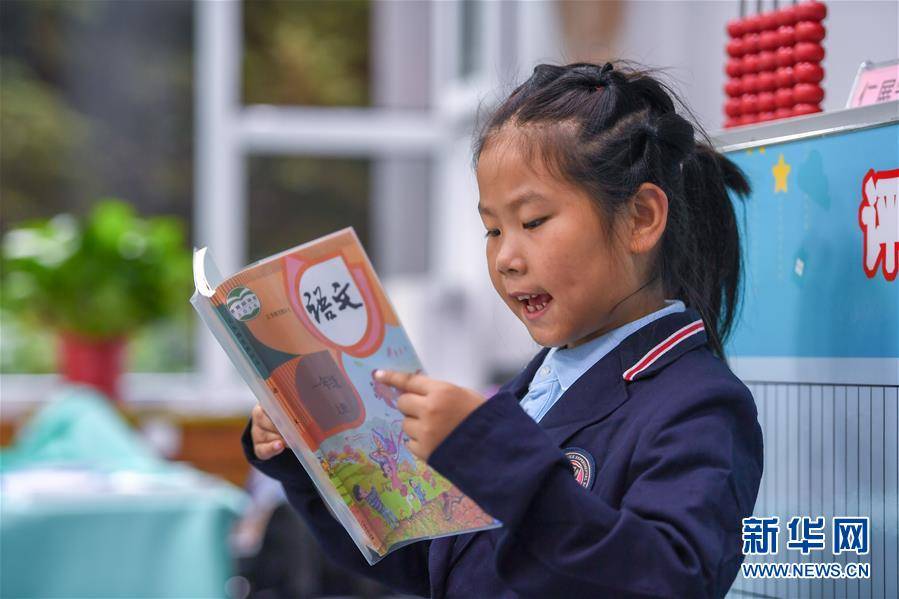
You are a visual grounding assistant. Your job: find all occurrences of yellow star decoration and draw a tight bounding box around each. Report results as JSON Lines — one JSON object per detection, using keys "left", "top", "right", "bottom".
{"left": 772, "top": 154, "right": 791, "bottom": 193}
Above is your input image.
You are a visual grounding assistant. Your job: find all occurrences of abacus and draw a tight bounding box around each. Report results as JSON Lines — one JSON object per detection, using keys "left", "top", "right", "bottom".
{"left": 724, "top": 1, "right": 827, "bottom": 128}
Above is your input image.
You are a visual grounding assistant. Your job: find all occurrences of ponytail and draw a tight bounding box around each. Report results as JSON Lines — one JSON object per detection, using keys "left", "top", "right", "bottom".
{"left": 675, "top": 144, "right": 751, "bottom": 359}
{"left": 475, "top": 61, "right": 752, "bottom": 360}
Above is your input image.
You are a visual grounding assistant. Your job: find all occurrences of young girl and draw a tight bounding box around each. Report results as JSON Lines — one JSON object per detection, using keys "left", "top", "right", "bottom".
{"left": 245, "top": 61, "right": 764, "bottom": 599}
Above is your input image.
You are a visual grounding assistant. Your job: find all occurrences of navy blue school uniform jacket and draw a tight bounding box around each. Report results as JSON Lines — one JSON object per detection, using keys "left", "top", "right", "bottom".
{"left": 241, "top": 306, "right": 765, "bottom": 598}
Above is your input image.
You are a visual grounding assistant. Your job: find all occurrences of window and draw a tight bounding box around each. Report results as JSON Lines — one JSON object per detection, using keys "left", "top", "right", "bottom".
{"left": 0, "top": 0, "right": 194, "bottom": 374}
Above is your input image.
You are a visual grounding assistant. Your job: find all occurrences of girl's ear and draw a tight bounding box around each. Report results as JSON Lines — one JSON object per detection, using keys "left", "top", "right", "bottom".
{"left": 627, "top": 183, "right": 668, "bottom": 255}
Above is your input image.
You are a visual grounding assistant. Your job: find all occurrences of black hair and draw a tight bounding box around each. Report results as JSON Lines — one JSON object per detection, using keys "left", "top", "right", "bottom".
{"left": 474, "top": 61, "right": 752, "bottom": 361}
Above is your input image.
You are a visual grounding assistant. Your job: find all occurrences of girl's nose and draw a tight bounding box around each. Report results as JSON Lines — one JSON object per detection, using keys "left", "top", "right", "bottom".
{"left": 494, "top": 242, "right": 527, "bottom": 276}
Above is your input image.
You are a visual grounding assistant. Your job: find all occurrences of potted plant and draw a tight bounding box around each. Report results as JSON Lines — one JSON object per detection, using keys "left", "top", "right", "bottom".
{"left": 1, "top": 200, "right": 192, "bottom": 402}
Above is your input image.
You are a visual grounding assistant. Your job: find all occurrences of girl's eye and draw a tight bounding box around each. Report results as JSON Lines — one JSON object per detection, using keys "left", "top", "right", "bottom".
{"left": 523, "top": 217, "right": 546, "bottom": 230}
{"left": 484, "top": 228, "right": 500, "bottom": 238}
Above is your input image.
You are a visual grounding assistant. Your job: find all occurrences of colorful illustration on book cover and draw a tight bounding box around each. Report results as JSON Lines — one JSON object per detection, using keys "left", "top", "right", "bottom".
{"left": 212, "top": 230, "right": 497, "bottom": 553}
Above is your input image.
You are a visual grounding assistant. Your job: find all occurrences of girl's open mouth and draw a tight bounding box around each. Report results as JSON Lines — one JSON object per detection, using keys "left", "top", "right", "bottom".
{"left": 515, "top": 293, "right": 553, "bottom": 321}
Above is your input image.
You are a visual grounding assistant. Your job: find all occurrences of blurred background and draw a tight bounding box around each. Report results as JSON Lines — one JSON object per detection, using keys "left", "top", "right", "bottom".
{"left": 0, "top": 1, "right": 896, "bottom": 598}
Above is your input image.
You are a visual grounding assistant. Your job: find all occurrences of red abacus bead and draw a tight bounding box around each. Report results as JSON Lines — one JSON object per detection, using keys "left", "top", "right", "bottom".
{"left": 794, "top": 42, "right": 825, "bottom": 62}
{"left": 740, "top": 93, "right": 759, "bottom": 114}
{"left": 777, "top": 25, "right": 796, "bottom": 47}
{"left": 758, "top": 50, "right": 777, "bottom": 72}
{"left": 792, "top": 103, "right": 822, "bottom": 116}
{"left": 761, "top": 11, "right": 779, "bottom": 31}
{"left": 795, "top": 20, "right": 826, "bottom": 42}
{"left": 742, "top": 53, "right": 761, "bottom": 74}
{"left": 774, "top": 107, "right": 793, "bottom": 119}
{"left": 725, "top": 98, "right": 743, "bottom": 117}
{"left": 757, "top": 91, "right": 776, "bottom": 112}
{"left": 776, "top": 46, "right": 795, "bottom": 67}
{"left": 794, "top": 83, "right": 824, "bottom": 104}
{"left": 725, "top": 79, "right": 743, "bottom": 97}
{"left": 793, "top": 62, "right": 824, "bottom": 83}
{"left": 758, "top": 111, "right": 777, "bottom": 122}
{"left": 795, "top": 0, "right": 827, "bottom": 22}
{"left": 725, "top": 117, "right": 742, "bottom": 128}
{"left": 739, "top": 113, "right": 759, "bottom": 125}
{"left": 726, "top": 58, "right": 743, "bottom": 78}
{"left": 760, "top": 30, "right": 780, "bottom": 51}
{"left": 727, "top": 38, "right": 745, "bottom": 57}
{"left": 727, "top": 19, "right": 745, "bottom": 38}
{"left": 741, "top": 73, "right": 759, "bottom": 94}
{"left": 776, "top": 5, "right": 798, "bottom": 26}
{"left": 776, "top": 66, "right": 795, "bottom": 87}
{"left": 757, "top": 71, "right": 777, "bottom": 92}
{"left": 743, "top": 15, "right": 762, "bottom": 33}
{"left": 775, "top": 87, "right": 794, "bottom": 108}
{"left": 742, "top": 32, "right": 761, "bottom": 53}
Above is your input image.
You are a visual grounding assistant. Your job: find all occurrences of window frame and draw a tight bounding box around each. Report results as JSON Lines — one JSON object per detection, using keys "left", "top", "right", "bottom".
{"left": 1, "top": 0, "right": 558, "bottom": 409}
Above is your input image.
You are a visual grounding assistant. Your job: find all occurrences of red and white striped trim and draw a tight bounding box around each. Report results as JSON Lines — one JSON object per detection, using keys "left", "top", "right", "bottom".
{"left": 622, "top": 319, "right": 705, "bottom": 381}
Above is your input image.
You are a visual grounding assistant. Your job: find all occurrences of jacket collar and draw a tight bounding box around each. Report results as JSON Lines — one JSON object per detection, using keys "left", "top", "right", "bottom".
{"left": 496, "top": 306, "right": 709, "bottom": 447}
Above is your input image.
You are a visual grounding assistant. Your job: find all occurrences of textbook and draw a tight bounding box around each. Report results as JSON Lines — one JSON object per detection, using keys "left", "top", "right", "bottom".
{"left": 191, "top": 228, "right": 499, "bottom": 564}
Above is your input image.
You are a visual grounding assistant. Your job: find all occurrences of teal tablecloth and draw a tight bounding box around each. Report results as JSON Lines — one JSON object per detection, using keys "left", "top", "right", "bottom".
{"left": 0, "top": 387, "right": 248, "bottom": 599}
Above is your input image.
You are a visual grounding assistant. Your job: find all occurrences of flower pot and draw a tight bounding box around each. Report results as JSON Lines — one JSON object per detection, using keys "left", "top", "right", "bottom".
{"left": 58, "top": 333, "right": 127, "bottom": 403}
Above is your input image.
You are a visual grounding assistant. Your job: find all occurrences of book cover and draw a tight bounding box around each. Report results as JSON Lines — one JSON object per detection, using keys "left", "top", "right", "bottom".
{"left": 191, "top": 227, "right": 499, "bottom": 564}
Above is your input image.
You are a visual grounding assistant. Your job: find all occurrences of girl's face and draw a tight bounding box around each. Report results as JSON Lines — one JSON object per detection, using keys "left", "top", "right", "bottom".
{"left": 476, "top": 131, "right": 645, "bottom": 349}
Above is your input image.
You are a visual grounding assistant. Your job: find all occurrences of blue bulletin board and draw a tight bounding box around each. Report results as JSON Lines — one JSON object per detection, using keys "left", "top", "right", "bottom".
{"left": 720, "top": 115, "right": 898, "bottom": 384}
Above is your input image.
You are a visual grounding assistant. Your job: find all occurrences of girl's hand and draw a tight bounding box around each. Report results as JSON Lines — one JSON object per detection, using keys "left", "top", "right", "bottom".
{"left": 374, "top": 369, "right": 486, "bottom": 461}
{"left": 250, "top": 404, "right": 286, "bottom": 460}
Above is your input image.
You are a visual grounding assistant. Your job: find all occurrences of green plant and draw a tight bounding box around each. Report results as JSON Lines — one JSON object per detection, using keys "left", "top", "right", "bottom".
{"left": 1, "top": 199, "right": 192, "bottom": 339}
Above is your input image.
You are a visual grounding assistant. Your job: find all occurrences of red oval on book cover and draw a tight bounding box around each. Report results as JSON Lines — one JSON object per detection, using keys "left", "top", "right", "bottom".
{"left": 758, "top": 111, "right": 777, "bottom": 122}
{"left": 285, "top": 253, "right": 386, "bottom": 358}
{"left": 725, "top": 97, "right": 742, "bottom": 117}
{"left": 739, "top": 113, "right": 758, "bottom": 125}
{"left": 726, "top": 58, "right": 743, "bottom": 78}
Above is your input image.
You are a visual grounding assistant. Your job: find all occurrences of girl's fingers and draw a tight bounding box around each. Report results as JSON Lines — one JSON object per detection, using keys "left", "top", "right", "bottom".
{"left": 252, "top": 427, "right": 284, "bottom": 446}
{"left": 254, "top": 439, "right": 285, "bottom": 461}
{"left": 252, "top": 404, "right": 278, "bottom": 433}
{"left": 404, "top": 437, "right": 424, "bottom": 461}
{"left": 402, "top": 415, "right": 422, "bottom": 441}
{"left": 374, "top": 370, "right": 430, "bottom": 395}
{"left": 396, "top": 392, "right": 426, "bottom": 418}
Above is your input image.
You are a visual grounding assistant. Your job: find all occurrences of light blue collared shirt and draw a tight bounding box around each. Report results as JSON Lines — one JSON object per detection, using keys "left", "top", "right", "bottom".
{"left": 519, "top": 299, "right": 686, "bottom": 422}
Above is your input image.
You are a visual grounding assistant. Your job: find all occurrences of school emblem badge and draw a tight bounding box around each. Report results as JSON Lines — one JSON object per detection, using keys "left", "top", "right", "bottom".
{"left": 563, "top": 447, "right": 595, "bottom": 490}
